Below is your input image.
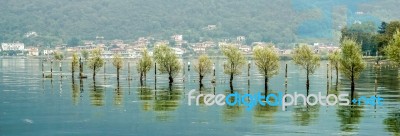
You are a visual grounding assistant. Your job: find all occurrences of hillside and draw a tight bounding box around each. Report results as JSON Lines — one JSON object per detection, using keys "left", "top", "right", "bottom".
{"left": 0, "top": 0, "right": 398, "bottom": 46}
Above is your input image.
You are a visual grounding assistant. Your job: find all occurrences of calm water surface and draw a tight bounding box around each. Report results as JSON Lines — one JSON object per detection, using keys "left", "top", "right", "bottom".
{"left": 0, "top": 58, "right": 399, "bottom": 136}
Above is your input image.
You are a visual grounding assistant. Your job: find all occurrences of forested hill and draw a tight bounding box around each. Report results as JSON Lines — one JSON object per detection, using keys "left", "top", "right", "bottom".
{"left": 0, "top": 0, "right": 398, "bottom": 46}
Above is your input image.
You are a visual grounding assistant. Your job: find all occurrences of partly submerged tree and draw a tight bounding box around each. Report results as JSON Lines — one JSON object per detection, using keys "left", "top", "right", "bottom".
{"left": 112, "top": 53, "right": 123, "bottom": 80}
{"left": 53, "top": 51, "right": 64, "bottom": 61}
{"left": 88, "top": 48, "right": 104, "bottom": 80}
{"left": 137, "top": 48, "right": 153, "bottom": 85}
{"left": 328, "top": 50, "right": 341, "bottom": 84}
{"left": 253, "top": 45, "right": 280, "bottom": 94}
{"left": 153, "top": 44, "right": 181, "bottom": 84}
{"left": 193, "top": 54, "right": 213, "bottom": 85}
{"left": 71, "top": 52, "right": 79, "bottom": 77}
{"left": 339, "top": 38, "right": 365, "bottom": 98}
{"left": 81, "top": 50, "right": 89, "bottom": 60}
{"left": 384, "top": 30, "right": 400, "bottom": 67}
{"left": 292, "top": 45, "right": 320, "bottom": 91}
{"left": 53, "top": 51, "right": 64, "bottom": 74}
{"left": 222, "top": 45, "right": 246, "bottom": 88}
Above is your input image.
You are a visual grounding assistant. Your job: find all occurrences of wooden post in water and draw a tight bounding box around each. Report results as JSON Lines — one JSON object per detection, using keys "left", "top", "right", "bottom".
{"left": 154, "top": 62, "right": 157, "bottom": 90}
{"left": 59, "top": 61, "right": 62, "bottom": 78}
{"left": 248, "top": 61, "right": 250, "bottom": 77}
{"left": 285, "top": 63, "right": 288, "bottom": 85}
{"left": 327, "top": 63, "right": 329, "bottom": 93}
{"left": 50, "top": 60, "right": 53, "bottom": 78}
{"left": 104, "top": 62, "right": 106, "bottom": 80}
{"left": 79, "top": 57, "right": 83, "bottom": 78}
{"left": 128, "top": 62, "right": 131, "bottom": 80}
{"left": 42, "top": 60, "right": 44, "bottom": 78}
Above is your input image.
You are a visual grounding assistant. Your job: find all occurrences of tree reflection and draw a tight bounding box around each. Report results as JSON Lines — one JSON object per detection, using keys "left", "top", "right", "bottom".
{"left": 336, "top": 105, "right": 363, "bottom": 133}
{"left": 137, "top": 86, "right": 154, "bottom": 111}
{"left": 253, "top": 103, "right": 278, "bottom": 124}
{"left": 292, "top": 104, "right": 320, "bottom": 126}
{"left": 153, "top": 85, "right": 183, "bottom": 121}
{"left": 222, "top": 90, "right": 243, "bottom": 122}
{"left": 71, "top": 79, "right": 79, "bottom": 105}
{"left": 384, "top": 109, "right": 400, "bottom": 136}
{"left": 90, "top": 82, "right": 105, "bottom": 106}
{"left": 113, "top": 81, "right": 123, "bottom": 107}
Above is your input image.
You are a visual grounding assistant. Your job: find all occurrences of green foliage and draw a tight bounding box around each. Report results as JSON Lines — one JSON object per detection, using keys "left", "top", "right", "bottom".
{"left": 53, "top": 51, "right": 64, "bottom": 61}
{"left": 88, "top": 48, "right": 104, "bottom": 73}
{"left": 328, "top": 50, "right": 340, "bottom": 71}
{"left": 112, "top": 53, "right": 123, "bottom": 70}
{"left": 339, "top": 38, "right": 365, "bottom": 81}
{"left": 71, "top": 52, "right": 79, "bottom": 73}
{"left": 292, "top": 45, "right": 320, "bottom": 75}
{"left": 136, "top": 48, "right": 153, "bottom": 78}
{"left": 340, "top": 22, "right": 378, "bottom": 54}
{"left": 193, "top": 54, "right": 213, "bottom": 82}
{"left": 81, "top": 50, "right": 89, "bottom": 60}
{"left": 222, "top": 45, "right": 246, "bottom": 77}
{"left": 154, "top": 44, "right": 181, "bottom": 83}
{"left": 253, "top": 45, "right": 280, "bottom": 78}
{"left": 384, "top": 30, "right": 400, "bottom": 66}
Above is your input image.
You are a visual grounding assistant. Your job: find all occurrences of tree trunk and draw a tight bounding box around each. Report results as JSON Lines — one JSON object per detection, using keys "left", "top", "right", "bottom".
{"left": 116, "top": 68, "right": 120, "bottom": 80}
{"left": 140, "top": 72, "right": 143, "bottom": 86}
{"left": 265, "top": 76, "right": 269, "bottom": 95}
{"left": 336, "top": 66, "right": 339, "bottom": 85}
{"left": 169, "top": 75, "right": 173, "bottom": 84}
{"left": 230, "top": 73, "right": 234, "bottom": 84}
{"left": 93, "top": 65, "right": 96, "bottom": 80}
{"left": 306, "top": 70, "right": 310, "bottom": 92}
{"left": 351, "top": 73, "right": 355, "bottom": 99}
{"left": 199, "top": 75, "right": 204, "bottom": 85}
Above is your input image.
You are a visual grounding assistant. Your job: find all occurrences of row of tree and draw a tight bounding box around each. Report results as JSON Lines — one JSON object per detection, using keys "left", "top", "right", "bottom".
{"left": 53, "top": 29, "right": 400, "bottom": 99}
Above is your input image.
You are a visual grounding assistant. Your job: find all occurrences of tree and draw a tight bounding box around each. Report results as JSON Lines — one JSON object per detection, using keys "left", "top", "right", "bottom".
{"left": 292, "top": 45, "right": 320, "bottom": 91}
{"left": 81, "top": 50, "right": 89, "bottom": 60}
{"left": 221, "top": 45, "right": 246, "bottom": 88}
{"left": 88, "top": 48, "right": 104, "bottom": 80}
{"left": 53, "top": 51, "right": 64, "bottom": 61}
{"left": 339, "top": 38, "right": 365, "bottom": 98}
{"left": 193, "top": 54, "right": 213, "bottom": 85}
{"left": 385, "top": 30, "right": 400, "bottom": 67}
{"left": 53, "top": 51, "right": 64, "bottom": 74}
{"left": 153, "top": 44, "right": 181, "bottom": 84}
{"left": 136, "top": 48, "right": 153, "bottom": 85}
{"left": 253, "top": 45, "right": 280, "bottom": 94}
{"left": 71, "top": 52, "right": 79, "bottom": 77}
{"left": 328, "top": 50, "right": 340, "bottom": 84}
{"left": 112, "top": 53, "right": 123, "bottom": 80}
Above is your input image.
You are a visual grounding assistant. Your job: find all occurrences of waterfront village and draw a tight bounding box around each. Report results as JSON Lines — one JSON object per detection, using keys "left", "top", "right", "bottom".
{"left": 0, "top": 34, "right": 339, "bottom": 59}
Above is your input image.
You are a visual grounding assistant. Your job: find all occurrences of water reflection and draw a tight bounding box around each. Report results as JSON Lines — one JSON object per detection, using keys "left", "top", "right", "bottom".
{"left": 384, "top": 109, "right": 400, "bottom": 136}
{"left": 253, "top": 104, "right": 278, "bottom": 124}
{"left": 293, "top": 104, "right": 320, "bottom": 126}
{"left": 137, "top": 87, "right": 154, "bottom": 111}
{"left": 153, "top": 85, "right": 183, "bottom": 121}
{"left": 113, "top": 82, "right": 123, "bottom": 107}
{"left": 336, "top": 105, "right": 363, "bottom": 133}
{"left": 90, "top": 82, "right": 105, "bottom": 106}
{"left": 223, "top": 90, "right": 244, "bottom": 122}
{"left": 71, "top": 79, "right": 79, "bottom": 105}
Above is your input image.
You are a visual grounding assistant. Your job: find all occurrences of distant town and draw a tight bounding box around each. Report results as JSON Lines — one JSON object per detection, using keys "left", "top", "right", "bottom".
{"left": 0, "top": 33, "right": 340, "bottom": 59}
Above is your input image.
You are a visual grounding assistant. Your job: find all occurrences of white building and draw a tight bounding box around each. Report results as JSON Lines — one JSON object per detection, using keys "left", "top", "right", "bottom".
{"left": 1, "top": 43, "right": 25, "bottom": 51}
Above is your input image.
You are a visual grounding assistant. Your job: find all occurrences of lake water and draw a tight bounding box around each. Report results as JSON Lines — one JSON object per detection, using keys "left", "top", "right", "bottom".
{"left": 0, "top": 58, "right": 399, "bottom": 136}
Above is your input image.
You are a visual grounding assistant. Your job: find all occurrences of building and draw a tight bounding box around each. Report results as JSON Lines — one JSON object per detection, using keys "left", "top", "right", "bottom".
{"left": 1, "top": 42, "right": 25, "bottom": 51}
{"left": 26, "top": 47, "right": 39, "bottom": 56}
